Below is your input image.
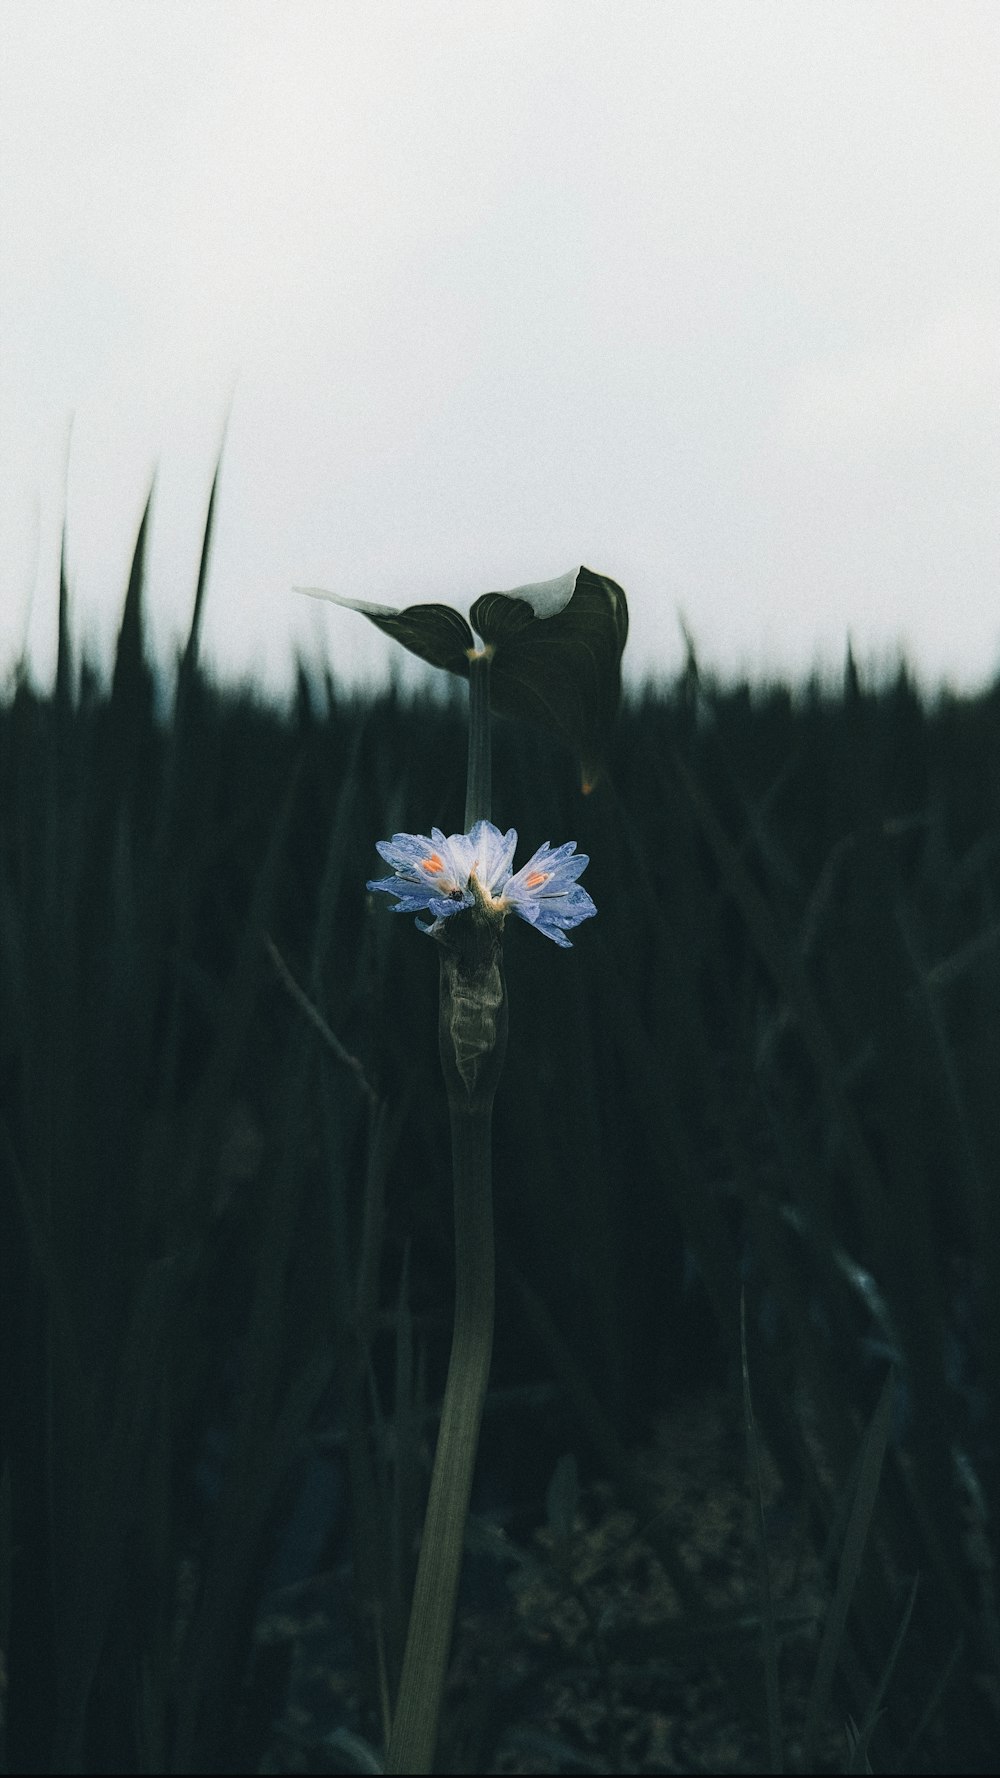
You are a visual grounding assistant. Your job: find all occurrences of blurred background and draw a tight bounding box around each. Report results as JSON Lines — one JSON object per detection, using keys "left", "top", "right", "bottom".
{"left": 3, "top": 0, "right": 999, "bottom": 697}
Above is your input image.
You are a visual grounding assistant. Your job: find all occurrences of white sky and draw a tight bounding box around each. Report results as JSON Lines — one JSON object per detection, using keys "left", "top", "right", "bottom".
{"left": 2, "top": 1, "right": 998, "bottom": 696}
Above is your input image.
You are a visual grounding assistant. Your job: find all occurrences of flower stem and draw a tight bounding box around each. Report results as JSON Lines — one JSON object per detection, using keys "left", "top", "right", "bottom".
{"left": 387, "top": 661, "right": 502, "bottom": 1774}
{"left": 464, "top": 651, "right": 492, "bottom": 828}
{"left": 384, "top": 1094, "right": 497, "bottom": 1774}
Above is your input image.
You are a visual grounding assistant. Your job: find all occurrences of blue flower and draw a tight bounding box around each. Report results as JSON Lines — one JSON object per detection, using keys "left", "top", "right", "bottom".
{"left": 368, "top": 819, "right": 596, "bottom": 948}
{"left": 500, "top": 839, "right": 597, "bottom": 948}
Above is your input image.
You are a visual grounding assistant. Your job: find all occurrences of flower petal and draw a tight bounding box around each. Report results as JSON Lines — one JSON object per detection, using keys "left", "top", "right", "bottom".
{"left": 367, "top": 823, "right": 595, "bottom": 944}
{"left": 500, "top": 837, "right": 597, "bottom": 946}
{"left": 466, "top": 820, "right": 517, "bottom": 894}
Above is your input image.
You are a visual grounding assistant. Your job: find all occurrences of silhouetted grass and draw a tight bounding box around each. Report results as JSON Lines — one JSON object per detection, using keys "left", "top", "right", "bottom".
{"left": 1, "top": 505, "right": 998, "bottom": 1771}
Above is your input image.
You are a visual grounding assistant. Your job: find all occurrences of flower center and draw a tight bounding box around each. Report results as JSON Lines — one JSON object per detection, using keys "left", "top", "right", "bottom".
{"left": 469, "top": 870, "right": 505, "bottom": 916}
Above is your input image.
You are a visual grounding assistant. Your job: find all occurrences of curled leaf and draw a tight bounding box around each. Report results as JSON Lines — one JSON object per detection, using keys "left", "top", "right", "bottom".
{"left": 297, "top": 565, "right": 628, "bottom": 788}
{"left": 472, "top": 566, "right": 628, "bottom": 790}
{"left": 296, "top": 585, "right": 474, "bottom": 674}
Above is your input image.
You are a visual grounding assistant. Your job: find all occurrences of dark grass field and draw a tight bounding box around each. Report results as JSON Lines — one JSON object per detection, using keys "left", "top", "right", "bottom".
{"left": 2, "top": 514, "right": 999, "bottom": 1771}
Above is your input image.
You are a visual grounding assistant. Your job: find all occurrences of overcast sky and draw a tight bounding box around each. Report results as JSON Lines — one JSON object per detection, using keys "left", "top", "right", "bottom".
{"left": 2, "top": 1, "right": 998, "bottom": 698}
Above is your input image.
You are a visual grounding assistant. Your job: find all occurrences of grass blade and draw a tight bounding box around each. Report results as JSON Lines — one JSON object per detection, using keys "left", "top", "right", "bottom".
{"left": 844, "top": 1572, "right": 919, "bottom": 1772}
{"left": 740, "top": 1289, "right": 784, "bottom": 1774}
{"left": 802, "top": 1369, "right": 895, "bottom": 1767}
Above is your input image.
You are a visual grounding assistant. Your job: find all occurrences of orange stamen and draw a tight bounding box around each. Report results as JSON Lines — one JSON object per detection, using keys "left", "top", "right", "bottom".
{"left": 525, "top": 870, "right": 550, "bottom": 888}
{"left": 421, "top": 853, "right": 445, "bottom": 875}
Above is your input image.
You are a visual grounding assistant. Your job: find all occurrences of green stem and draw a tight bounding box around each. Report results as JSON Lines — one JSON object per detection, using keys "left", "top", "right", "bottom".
{"left": 386, "top": 654, "right": 502, "bottom": 1773}
{"left": 384, "top": 1097, "right": 497, "bottom": 1775}
{"left": 464, "top": 651, "right": 492, "bottom": 828}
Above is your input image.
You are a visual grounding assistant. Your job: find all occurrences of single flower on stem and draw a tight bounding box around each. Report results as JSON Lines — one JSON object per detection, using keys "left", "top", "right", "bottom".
{"left": 296, "top": 561, "right": 624, "bottom": 1776}
{"left": 368, "top": 819, "right": 597, "bottom": 946}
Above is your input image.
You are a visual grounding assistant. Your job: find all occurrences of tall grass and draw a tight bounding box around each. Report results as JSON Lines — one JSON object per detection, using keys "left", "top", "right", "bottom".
{"left": 1, "top": 511, "right": 998, "bottom": 1771}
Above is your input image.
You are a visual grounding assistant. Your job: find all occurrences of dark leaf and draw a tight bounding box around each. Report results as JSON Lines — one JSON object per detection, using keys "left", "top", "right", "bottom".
{"left": 472, "top": 566, "right": 629, "bottom": 790}
{"left": 298, "top": 564, "right": 629, "bottom": 788}
{"left": 296, "top": 585, "right": 474, "bottom": 674}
